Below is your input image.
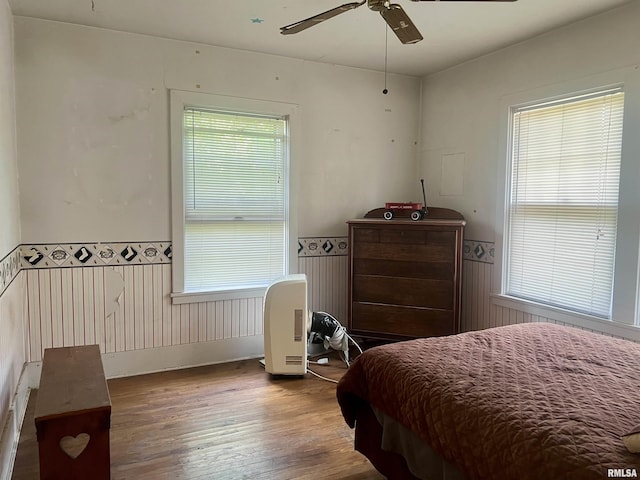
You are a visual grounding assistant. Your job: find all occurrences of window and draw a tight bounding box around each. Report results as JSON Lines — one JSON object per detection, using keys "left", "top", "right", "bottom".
{"left": 171, "top": 91, "right": 299, "bottom": 302}
{"left": 504, "top": 88, "right": 625, "bottom": 319}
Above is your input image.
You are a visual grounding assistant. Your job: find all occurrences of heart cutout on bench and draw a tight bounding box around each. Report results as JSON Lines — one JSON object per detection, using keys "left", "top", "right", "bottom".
{"left": 59, "top": 433, "right": 90, "bottom": 459}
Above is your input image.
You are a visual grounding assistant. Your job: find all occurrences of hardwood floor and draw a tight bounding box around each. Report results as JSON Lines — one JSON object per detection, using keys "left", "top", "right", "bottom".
{"left": 12, "top": 356, "right": 384, "bottom": 480}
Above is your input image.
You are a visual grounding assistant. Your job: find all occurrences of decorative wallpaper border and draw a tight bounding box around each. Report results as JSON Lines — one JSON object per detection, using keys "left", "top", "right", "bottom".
{"left": 298, "top": 238, "right": 495, "bottom": 262}
{"left": 17, "top": 237, "right": 351, "bottom": 272}
{"left": 20, "top": 242, "right": 172, "bottom": 269}
{"left": 11, "top": 238, "right": 491, "bottom": 275}
{"left": 464, "top": 240, "right": 495, "bottom": 264}
{"left": 298, "top": 237, "right": 349, "bottom": 257}
{"left": 0, "top": 246, "right": 21, "bottom": 296}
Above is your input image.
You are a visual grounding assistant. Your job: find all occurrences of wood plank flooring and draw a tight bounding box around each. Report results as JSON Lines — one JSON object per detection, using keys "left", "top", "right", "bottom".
{"left": 12, "top": 356, "right": 384, "bottom": 479}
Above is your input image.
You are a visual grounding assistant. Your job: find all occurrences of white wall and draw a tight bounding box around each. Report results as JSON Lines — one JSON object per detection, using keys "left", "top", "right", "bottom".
{"left": 14, "top": 17, "right": 421, "bottom": 243}
{"left": 0, "top": 1, "right": 19, "bottom": 254}
{"left": 12, "top": 17, "right": 421, "bottom": 370}
{"left": 6, "top": 3, "right": 639, "bottom": 474}
{"left": 421, "top": 1, "right": 640, "bottom": 241}
{"left": 422, "top": 1, "right": 640, "bottom": 339}
{"left": 0, "top": 1, "right": 25, "bottom": 479}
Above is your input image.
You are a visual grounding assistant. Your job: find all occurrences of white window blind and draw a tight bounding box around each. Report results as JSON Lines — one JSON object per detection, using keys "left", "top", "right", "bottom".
{"left": 506, "top": 88, "right": 624, "bottom": 318}
{"left": 182, "top": 107, "right": 288, "bottom": 292}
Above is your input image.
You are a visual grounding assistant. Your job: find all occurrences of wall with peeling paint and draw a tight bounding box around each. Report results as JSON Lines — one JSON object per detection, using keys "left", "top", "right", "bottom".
{"left": 0, "top": 1, "right": 26, "bottom": 477}
{"left": 14, "top": 17, "right": 421, "bottom": 243}
{"left": 419, "top": 2, "right": 640, "bottom": 341}
{"left": 0, "top": 1, "right": 19, "bottom": 258}
{"left": 11, "top": 16, "right": 421, "bottom": 372}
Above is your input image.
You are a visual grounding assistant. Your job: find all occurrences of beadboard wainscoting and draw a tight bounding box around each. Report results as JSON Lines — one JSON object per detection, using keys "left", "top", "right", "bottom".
{"left": 5, "top": 235, "right": 638, "bottom": 480}
{"left": 460, "top": 240, "right": 494, "bottom": 333}
{"left": 299, "top": 255, "right": 348, "bottom": 323}
{"left": 0, "top": 247, "right": 27, "bottom": 480}
{"left": 461, "top": 259, "right": 493, "bottom": 333}
{"left": 0, "top": 270, "right": 25, "bottom": 424}
{"left": 17, "top": 237, "right": 639, "bottom": 371}
{"left": 19, "top": 239, "right": 350, "bottom": 377}
{"left": 23, "top": 264, "right": 266, "bottom": 362}
{"left": 461, "top": 240, "right": 640, "bottom": 342}
{"left": 461, "top": 240, "right": 590, "bottom": 333}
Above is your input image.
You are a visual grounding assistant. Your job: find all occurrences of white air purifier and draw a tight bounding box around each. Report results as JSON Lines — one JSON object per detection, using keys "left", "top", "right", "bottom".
{"left": 263, "top": 274, "right": 308, "bottom": 375}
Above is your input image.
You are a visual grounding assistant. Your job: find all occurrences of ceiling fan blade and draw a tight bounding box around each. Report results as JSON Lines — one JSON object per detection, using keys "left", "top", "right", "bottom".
{"left": 380, "top": 5, "right": 424, "bottom": 44}
{"left": 280, "top": 1, "right": 366, "bottom": 35}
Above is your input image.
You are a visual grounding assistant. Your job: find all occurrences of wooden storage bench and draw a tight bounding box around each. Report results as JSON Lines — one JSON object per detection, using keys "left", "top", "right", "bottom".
{"left": 34, "top": 345, "right": 111, "bottom": 480}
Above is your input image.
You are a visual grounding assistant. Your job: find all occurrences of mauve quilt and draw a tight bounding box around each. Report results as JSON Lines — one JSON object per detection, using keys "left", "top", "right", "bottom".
{"left": 337, "top": 323, "right": 640, "bottom": 480}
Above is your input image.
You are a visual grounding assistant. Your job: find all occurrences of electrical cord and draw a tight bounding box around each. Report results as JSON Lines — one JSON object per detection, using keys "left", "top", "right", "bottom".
{"left": 305, "top": 326, "right": 365, "bottom": 384}
{"left": 306, "top": 365, "right": 339, "bottom": 384}
{"left": 313, "top": 311, "right": 364, "bottom": 367}
{"left": 346, "top": 332, "right": 363, "bottom": 354}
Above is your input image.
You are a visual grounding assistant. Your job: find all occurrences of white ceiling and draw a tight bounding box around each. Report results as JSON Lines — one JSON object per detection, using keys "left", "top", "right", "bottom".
{"left": 8, "top": 0, "right": 635, "bottom": 77}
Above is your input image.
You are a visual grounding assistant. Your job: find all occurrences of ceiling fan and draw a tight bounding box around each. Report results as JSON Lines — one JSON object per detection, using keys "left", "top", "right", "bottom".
{"left": 280, "top": 0, "right": 516, "bottom": 45}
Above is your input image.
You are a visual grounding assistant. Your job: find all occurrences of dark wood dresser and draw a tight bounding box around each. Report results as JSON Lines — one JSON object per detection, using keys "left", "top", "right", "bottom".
{"left": 348, "top": 208, "right": 465, "bottom": 341}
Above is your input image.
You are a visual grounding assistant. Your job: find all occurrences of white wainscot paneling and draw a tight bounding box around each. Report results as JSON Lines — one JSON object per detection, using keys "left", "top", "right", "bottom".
{"left": 462, "top": 258, "right": 639, "bottom": 342}
{"left": 23, "top": 256, "right": 348, "bottom": 368}
{"left": 0, "top": 271, "right": 26, "bottom": 431}
{"left": 461, "top": 260, "right": 493, "bottom": 332}
{"left": 462, "top": 259, "right": 596, "bottom": 331}
{"left": 0, "top": 271, "right": 27, "bottom": 480}
{"left": 25, "top": 264, "right": 265, "bottom": 362}
{"left": 298, "top": 255, "right": 348, "bottom": 325}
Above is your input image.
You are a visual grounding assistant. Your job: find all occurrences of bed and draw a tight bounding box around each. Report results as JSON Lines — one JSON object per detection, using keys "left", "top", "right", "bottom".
{"left": 336, "top": 323, "right": 640, "bottom": 480}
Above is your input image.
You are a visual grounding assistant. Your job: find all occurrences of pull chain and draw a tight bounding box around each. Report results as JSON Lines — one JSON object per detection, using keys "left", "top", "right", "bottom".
{"left": 383, "top": 26, "right": 389, "bottom": 95}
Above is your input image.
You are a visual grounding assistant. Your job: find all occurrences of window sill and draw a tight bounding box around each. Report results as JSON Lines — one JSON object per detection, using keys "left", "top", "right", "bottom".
{"left": 171, "top": 287, "right": 267, "bottom": 305}
{"left": 490, "top": 294, "right": 640, "bottom": 342}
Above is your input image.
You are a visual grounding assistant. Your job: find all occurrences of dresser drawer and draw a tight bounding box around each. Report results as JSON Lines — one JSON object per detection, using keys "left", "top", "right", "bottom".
{"left": 351, "top": 303, "right": 454, "bottom": 338}
{"left": 353, "top": 275, "right": 453, "bottom": 309}
{"left": 353, "top": 258, "right": 454, "bottom": 280}
{"left": 353, "top": 241, "right": 454, "bottom": 263}
{"left": 353, "top": 227, "right": 455, "bottom": 246}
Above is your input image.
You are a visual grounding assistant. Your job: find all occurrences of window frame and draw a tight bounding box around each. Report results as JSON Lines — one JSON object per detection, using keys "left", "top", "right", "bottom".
{"left": 505, "top": 87, "right": 624, "bottom": 319}
{"left": 493, "top": 66, "right": 640, "bottom": 338}
{"left": 170, "top": 90, "right": 300, "bottom": 304}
